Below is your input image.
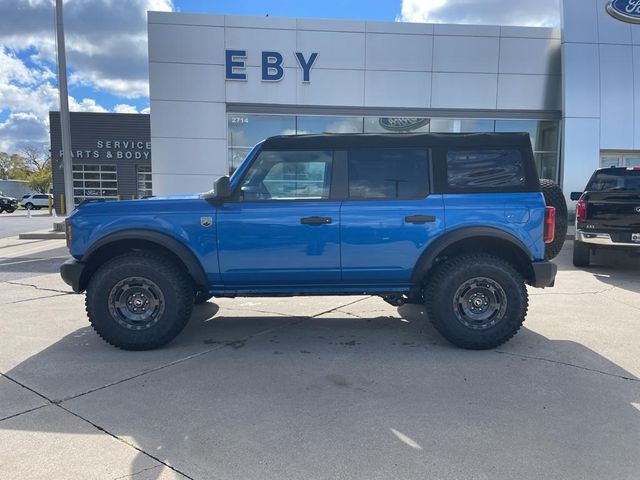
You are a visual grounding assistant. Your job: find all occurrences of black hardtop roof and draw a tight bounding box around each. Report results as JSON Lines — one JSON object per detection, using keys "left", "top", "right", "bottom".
{"left": 261, "top": 132, "right": 532, "bottom": 150}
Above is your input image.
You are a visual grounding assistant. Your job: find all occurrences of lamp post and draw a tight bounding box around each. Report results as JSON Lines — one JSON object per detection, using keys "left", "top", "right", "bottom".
{"left": 55, "top": 0, "right": 75, "bottom": 216}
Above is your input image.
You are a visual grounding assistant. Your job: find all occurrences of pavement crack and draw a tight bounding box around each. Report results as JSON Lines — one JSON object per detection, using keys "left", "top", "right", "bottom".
{"left": 112, "top": 464, "right": 163, "bottom": 480}
{"left": 6, "top": 280, "right": 71, "bottom": 295}
{"left": 1, "top": 292, "right": 72, "bottom": 305}
{"left": 58, "top": 317, "right": 307, "bottom": 404}
{"left": 57, "top": 403, "right": 194, "bottom": 480}
{"left": 495, "top": 350, "right": 639, "bottom": 382}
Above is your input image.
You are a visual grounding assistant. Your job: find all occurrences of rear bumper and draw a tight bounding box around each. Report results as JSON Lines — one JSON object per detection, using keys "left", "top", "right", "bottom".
{"left": 530, "top": 260, "right": 557, "bottom": 288}
{"left": 577, "top": 230, "right": 640, "bottom": 247}
{"left": 60, "top": 257, "right": 85, "bottom": 293}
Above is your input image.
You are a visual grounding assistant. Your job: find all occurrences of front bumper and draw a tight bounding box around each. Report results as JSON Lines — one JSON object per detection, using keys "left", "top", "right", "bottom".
{"left": 577, "top": 230, "right": 640, "bottom": 247}
{"left": 60, "top": 257, "right": 85, "bottom": 293}
{"left": 530, "top": 260, "right": 557, "bottom": 288}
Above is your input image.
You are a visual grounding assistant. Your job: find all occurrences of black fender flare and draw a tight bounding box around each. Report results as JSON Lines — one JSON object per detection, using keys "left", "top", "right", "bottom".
{"left": 411, "top": 226, "right": 534, "bottom": 283}
{"left": 82, "top": 229, "right": 208, "bottom": 288}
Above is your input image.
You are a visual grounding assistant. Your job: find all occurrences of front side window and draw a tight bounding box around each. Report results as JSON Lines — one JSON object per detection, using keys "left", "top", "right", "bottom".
{"left": 240, "top": 150, "right": 332, "bottom": 201}
{"left": 348, "top": 148, "right": 429, "bottom": 200}
{"left": 446, "top": 149, "right": 525, "bottom": 190}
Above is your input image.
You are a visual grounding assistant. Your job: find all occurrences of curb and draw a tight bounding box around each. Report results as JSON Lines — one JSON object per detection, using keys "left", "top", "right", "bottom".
{"left": 19, "top": 231, "right": 66, "bottom": 240}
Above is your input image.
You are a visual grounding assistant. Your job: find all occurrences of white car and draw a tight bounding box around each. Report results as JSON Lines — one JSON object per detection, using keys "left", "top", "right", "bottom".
{"left": 20, "top": 193, "right": 53, "bottom": 210}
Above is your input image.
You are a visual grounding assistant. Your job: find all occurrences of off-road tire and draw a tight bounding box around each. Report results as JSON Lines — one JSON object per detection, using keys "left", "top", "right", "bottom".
{"left": 540, "top": 178, "right": 568, "bottom": 260}
{"left": 572, "top": 240, "right": 590, "bottom": 267}
{"left": 424, "top": 253, "right": 528, "bottom": 350}
{"left": 194, "top": 291, "right": 213, "bottom": 305}
{"left": 86, "top": 251, "right": 194, "bottom": 350}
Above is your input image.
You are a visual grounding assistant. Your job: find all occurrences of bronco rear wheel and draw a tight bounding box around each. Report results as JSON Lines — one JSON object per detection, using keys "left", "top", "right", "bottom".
{"left": 86, "top": 251, "right": 194, "bottom": 350}
{"left": 424, "top": 253, "right": 528, "bottom": 350}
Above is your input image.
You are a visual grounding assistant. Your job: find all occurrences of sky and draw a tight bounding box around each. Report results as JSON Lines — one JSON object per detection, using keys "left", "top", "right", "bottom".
{"left": 0, "top": 0, "right": 561, "bottom": 154}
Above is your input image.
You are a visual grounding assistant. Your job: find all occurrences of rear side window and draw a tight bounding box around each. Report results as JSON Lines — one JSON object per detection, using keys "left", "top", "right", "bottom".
{"left": 586, "top": 169, "right": 640, "bottom": 191}
{"left": 348, "top": 148, "right": 429, "bottom": 200}
{"left": 446, "top": 149, "right": 525, "bottom": 190}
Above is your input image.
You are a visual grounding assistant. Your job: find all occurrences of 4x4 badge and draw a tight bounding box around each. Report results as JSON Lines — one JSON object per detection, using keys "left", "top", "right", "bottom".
{"left": 200, "top": 216, "right": 213, "bottom": 227}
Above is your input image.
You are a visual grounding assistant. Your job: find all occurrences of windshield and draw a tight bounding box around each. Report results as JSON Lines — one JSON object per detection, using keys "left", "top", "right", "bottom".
{"left": 586, "top": 169, "right": 640, "bottom": 192}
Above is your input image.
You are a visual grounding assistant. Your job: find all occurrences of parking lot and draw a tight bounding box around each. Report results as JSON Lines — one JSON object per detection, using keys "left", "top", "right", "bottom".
{"left": 1, "top": 221, "right": 639, "bottom": 479}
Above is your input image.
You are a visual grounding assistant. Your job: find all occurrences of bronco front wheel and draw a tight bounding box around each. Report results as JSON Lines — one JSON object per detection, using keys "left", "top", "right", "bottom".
{"left": 86, "top": 251, "right": 194, "bottom": 350}
{"left": 424, "top": 253, "right": 528, "bottom": 350}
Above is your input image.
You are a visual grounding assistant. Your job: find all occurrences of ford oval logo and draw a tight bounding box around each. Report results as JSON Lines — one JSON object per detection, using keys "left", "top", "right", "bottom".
{"left": 635, "top": 206, "right": 640, "bottom": 213}
{"left": 378, "top": 117, "right": 429, "bottom": 132}
{"left": 606, "top": 0, "right": 640, "bottom": 23}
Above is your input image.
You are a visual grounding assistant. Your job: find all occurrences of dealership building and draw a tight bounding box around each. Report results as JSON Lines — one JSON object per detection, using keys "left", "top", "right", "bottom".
{"left": 50, "top": 0, "right": 640, "bottom": 208}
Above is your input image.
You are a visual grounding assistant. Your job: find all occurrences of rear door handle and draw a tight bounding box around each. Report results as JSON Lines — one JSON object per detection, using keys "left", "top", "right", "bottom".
{"left": 300, "top": 216, "right": 332, "bottom": 225}
{"left": 405, "top": 215, "right": 436, "bottom": 224}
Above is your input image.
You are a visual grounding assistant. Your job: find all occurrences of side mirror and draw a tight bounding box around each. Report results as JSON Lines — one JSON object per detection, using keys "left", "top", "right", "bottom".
{"left": 570, "top": 192, "right": 582, "bottom": 201}
{"left": 202, "top": 176, "right": 230, "bottom": 200}
{"left": 213, "top": 176, "right": 230, "bottom": 198}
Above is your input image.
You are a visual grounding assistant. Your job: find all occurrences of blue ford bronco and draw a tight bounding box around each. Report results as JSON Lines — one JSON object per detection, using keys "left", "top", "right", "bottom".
{"left": 61, "top": 133, "right": 565, "bottom": 351}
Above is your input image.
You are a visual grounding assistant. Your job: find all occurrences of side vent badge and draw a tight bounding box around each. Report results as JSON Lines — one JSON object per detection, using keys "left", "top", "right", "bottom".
{"left": 200, "top": 216, "right": 213, "bottom": 227}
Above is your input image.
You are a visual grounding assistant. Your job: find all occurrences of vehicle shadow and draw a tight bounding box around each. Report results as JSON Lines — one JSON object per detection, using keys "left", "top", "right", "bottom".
{"left": 2, "top": 302, "right": 640, "bottom": 479}
{"left": 554, "top": 244, "right": 640, "bottom": 293}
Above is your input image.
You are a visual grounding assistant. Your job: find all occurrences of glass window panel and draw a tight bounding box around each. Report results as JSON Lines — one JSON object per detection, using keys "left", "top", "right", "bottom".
{"left": 447, "top": 149, "right": 525, "bottom": 189}
{"left": 364, "top": 117, "right": 430, "bottom": 134}
{"left": 623, "top": 156, "right": 640, "bottom": 167}
{"left": 348, "top": 149, "right": 429, "bottom": 200}
{"left": 72, "top": 164, "right": 118, "bottom": 205}
{"left": 430, "top": 118, "right": 494, "bottom": 133}
{"left": 495, "top": 120, "right": 559, "bottom": 152}
{"left": 228, "top": 148, "right": 252, "bottom": 174}
{"left": 296, "top": 116, "right": 363, "bottom": 134}
{"left": 240, "top": 150, "right": 332, "bottom": 200}
{"left": 600, "top": 155, "right": 620, "bottom": 167}
{"left": 534, "top": 152, "right": 558, "bottom": 180}
{"left": 228, "top": 114, "right": 296, "bottom": 148}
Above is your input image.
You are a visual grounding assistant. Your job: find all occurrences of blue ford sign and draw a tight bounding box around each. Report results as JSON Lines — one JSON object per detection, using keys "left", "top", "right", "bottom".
{"left": 225, "top": 50, "right": 319, "bottom": 82}
{"left": 606, "top": 0, "right": 640, "bottom": 23}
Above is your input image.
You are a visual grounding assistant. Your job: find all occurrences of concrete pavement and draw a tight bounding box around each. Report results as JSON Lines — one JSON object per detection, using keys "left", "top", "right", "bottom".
{"left": 0, "top": 238, "right": 639, "bottom": 479}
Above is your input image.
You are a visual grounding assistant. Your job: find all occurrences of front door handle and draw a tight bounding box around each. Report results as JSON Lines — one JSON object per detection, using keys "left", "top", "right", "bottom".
{"left": 405, "top": 215, "right": 436, "bottom": 224}
{"left": 300, "top": 216, "right": 332, "bottom": 225}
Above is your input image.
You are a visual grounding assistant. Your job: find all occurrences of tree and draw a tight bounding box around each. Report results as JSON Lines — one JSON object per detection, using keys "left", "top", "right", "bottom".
{"left": 0, "top": 147, "right": 52, "bottom": 192}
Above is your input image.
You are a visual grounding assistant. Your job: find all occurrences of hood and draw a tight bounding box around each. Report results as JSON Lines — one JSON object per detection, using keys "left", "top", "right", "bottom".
{"left": 74, "top": 194, "right": 206, "bottom": 215}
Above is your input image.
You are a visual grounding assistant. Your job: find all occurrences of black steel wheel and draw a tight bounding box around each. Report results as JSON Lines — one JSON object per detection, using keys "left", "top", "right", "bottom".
{"left": 107, "top": 277, "right": 166, "bottom": 330}
{"left": 425, "top": 253, "right": 528, "bottom": 350}
{"left": 86, "top": 251, "right": 194, "bottom": 350}
{"left": 453, "top": 277, "right": 508, "bottom": 330}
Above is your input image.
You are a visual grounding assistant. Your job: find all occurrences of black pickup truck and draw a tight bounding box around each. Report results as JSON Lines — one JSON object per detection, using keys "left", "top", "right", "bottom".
{"left": 571, "top": 167, "right": 640, "bottom": 266}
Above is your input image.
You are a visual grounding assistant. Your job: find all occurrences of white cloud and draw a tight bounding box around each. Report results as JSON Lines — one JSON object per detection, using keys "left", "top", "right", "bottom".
{"left": 113, "top": 103, "right": 139, "bottom": 114}
{"left": 0, "top": 0, "right": 173, "bottom": 98}
{"left": 0, "top": 0, "right": 164, "bottom": 153}
{"left": 398, "top": 0, "right": 560, "bottom": 27}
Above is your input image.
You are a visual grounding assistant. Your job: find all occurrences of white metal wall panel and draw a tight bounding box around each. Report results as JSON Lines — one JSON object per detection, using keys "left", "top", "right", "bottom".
{"left": 432, "top": 36, "right": 499, "bottom": 73}
{"left": 365, "top": 33, "right": 432, "bottom": 72}
{"left": 151, "top": 101, "right": 226, "bottom": 140}
{"left": 599, "top": 44, "right": 634, "bottom": 150}
{"left": 497, "top": 74, "right": 561, "bottom": 110}
{"left": 431, "top": 73, "right": 498, "bottom": 109}
{"left": 149, "top": 63, "right": 225, "bottom": 102}
{"left": 148, "top": 24, "right": 224, "bottom": 65}
{"left": 364, "top": 70, "right": 431, "bottom": 108}
{"left": 499, "top": 38, "right": 561, "bottom": 75}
